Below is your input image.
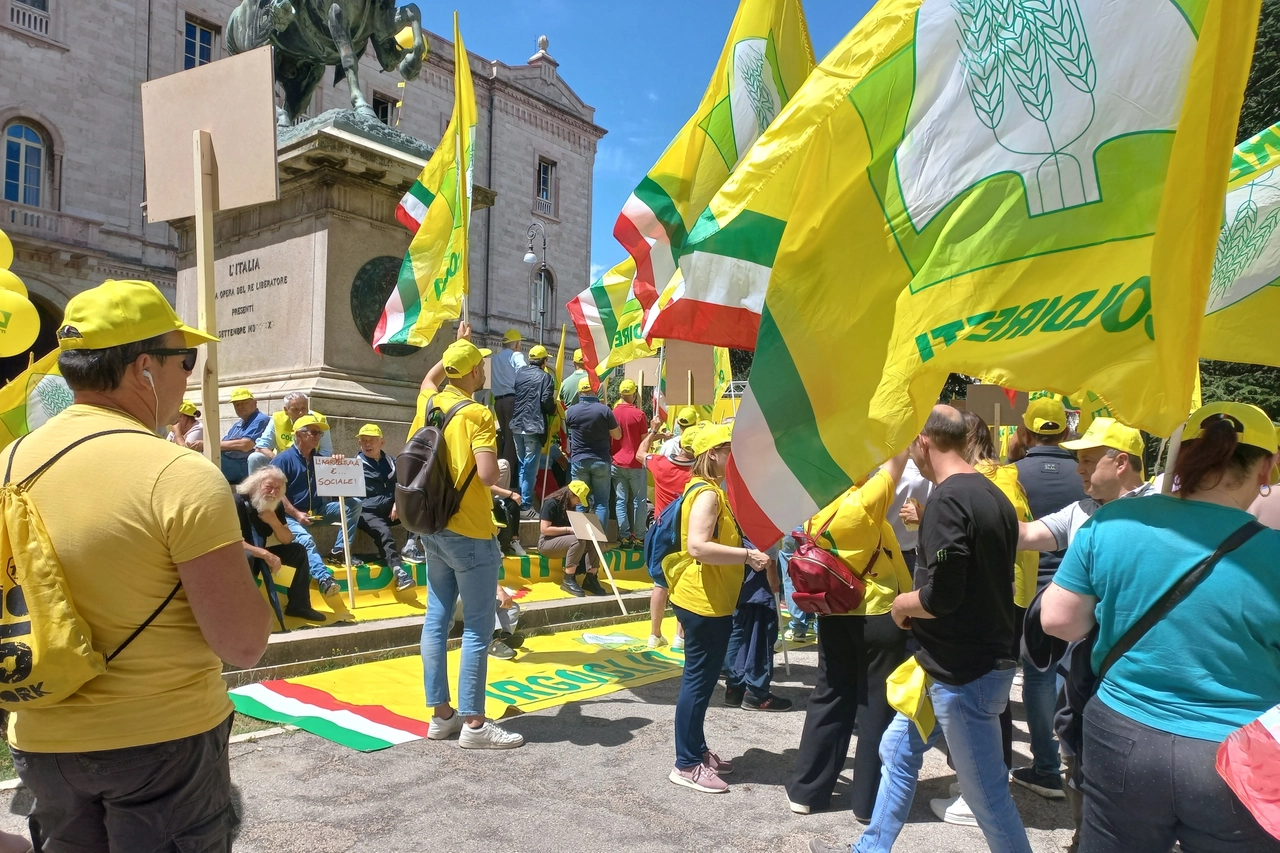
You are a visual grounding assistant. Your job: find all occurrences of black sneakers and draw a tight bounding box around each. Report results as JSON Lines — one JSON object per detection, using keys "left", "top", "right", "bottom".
{"left": 724, "top": 686, "right": 745, "bottom": 707}
{"left": 1010, "top": 766, "right": 1066, "bottom": 799}
{"left": 742, "top": 693, "right": 793, "bottom": 712}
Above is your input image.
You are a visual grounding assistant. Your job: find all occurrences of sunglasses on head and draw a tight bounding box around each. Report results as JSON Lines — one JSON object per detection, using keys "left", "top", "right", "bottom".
{"left": 145, "top": 348, "right": 199, "bottom": 372}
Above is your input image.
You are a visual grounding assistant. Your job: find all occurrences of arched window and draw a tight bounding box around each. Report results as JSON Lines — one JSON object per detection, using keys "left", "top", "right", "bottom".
{"left": 4, "top": 123, "right": 45, "bottom": 207}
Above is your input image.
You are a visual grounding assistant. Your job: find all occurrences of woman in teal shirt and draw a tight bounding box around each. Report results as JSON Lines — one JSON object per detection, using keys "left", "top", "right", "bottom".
{"left": 1043, "top": 402, "right": 1280, "bottom": 853}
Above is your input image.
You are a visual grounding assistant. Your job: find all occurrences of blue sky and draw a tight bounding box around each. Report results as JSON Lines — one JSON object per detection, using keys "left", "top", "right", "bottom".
{"left": 407, "top": 1, "right": 877, "bottom": 285}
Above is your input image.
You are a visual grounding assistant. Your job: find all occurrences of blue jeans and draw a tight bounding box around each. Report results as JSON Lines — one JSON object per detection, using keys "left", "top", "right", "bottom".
{"left": 853, "top": 666, "right": 1031, "bottom": 853}
{"left": 778, "top": 537, "right": 814, "bottom": 635}
{"left": 514, "top": 433, "right": 543, "bottom": 506}
{"left": 571, "top": 459, "right": 610, "bottom": 526}
{"left": 284, "top": 497, "right": 363, "bottom": 583}
{"left": 612, "top": 465, "right": 646, "bottom": 539}
{"left": 1022, "top": 654, "right": 1062, "bottom": 776}
{"left": 420, "top": 529, "right": 502, "bottom": 717}
{"left": 672, "top": 604, "right": 734, "bottom": 769}
{"left": 220, "top": 453, "right": 249, "bottom": 485}
{"left": 724, "top": 603, "right": 778, "bottom": 699}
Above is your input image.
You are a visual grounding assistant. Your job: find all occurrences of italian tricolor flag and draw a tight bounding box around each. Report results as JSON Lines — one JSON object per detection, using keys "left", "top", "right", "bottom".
{"left": 231, "top": 682, "right": 427, "bottom": 752}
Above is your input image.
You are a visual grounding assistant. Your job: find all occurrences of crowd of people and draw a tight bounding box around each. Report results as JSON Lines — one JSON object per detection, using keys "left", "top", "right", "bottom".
{"left": 0, "top": 279, "right": 1277, "bottom": 852}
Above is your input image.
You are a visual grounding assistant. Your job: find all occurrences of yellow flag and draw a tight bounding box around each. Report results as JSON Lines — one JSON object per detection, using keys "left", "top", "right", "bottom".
{"left": 1201, "top": 121, "right": 1280, "bottom": 367}
{"left": 0, "top": 350, "right": 71, "bottom": 450}
{"left": 680, "top": 0, "right": 1257, "bottom": 544}
{"left": 375, "top": 13, "right": 476, "bottom": 350}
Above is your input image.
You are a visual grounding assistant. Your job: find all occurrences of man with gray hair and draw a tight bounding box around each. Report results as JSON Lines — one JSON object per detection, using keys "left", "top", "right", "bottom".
{"left": 235, "top": 467, "right": 326, "bottom": 621}
{"left": 248, "top": 390, "right": 333, "bottom": 474}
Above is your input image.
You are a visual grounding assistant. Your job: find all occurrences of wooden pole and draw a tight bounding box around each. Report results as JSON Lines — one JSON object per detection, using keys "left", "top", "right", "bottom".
{"left": 339, "top": 501, "right": 356, "bottom": 610}
{"left": 687, "top": 370, "right": 693, "bottom": 410}
{"left": 589, "top": 536, "right": 628, "bottom": 617}
{"left": 193, "top": 130, "right": 221, "bottom": 470}
{"left": 1161, "top": 425, "right": 1185, "bottom": 495}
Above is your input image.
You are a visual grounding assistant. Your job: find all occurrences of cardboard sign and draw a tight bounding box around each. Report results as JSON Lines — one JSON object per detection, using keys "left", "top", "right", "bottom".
{"left": 141, "top": 46, "right": 279, "bottom": 223}
{"left": 662, "top": 341, "right": 716, "bottom": 405}
{"left": 314, "top": 457, "right": 367, "bottom": 497}
{"left": 624, "top": 357, "right": 660, "bottom": 386}
{"left": 567, "top": 510, "right": 609, "bottom": 543}
{"left": 965, "top": 385, "right": 1028, "bottom": 429}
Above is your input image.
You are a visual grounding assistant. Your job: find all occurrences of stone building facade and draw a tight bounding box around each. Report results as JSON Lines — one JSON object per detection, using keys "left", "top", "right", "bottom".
{"left": 0, "top": 0, "right": 603, "bottom": 383}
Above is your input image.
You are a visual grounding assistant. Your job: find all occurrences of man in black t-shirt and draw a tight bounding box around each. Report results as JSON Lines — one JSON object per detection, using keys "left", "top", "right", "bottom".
{"left": 818, "top": 406, "right": 1031, "bottom": 853}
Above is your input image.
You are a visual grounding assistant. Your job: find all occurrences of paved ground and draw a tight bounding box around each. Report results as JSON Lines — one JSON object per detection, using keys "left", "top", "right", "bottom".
{"left": 0, "top": 647, "right": 1074, "bottom": 853}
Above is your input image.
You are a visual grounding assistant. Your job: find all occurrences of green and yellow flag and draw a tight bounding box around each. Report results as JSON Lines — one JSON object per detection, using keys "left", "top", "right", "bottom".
{"left": 375, "top": 13, "right": 476, "bottom": 351}
{"left": 566, "top": 258, "right": 660, "bottom": 377}
{"left": 1201, "top": 121, "right": 1280, "bottom": 367}
{"left": 682, "top": 0, "right": 1257, "bottom": 545}
{"left": 613, "top": 0, "right": 814, "bottom": 345}
{"left": 0, "top": 350, "right": 71, "bottom": 450}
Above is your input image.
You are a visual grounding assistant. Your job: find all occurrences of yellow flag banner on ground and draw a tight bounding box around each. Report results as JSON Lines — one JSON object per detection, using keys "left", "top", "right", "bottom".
{"left": 375, "top": 13, "right": 476, "bottom": 350}
{"left": 687, "top": 0, "right": 1257, "bottom": 546}
{"left": 0, "top": 350, "right": 71, "bottom": 451}
{"left": 614, "top": 0, "right": 814, "bottom": 349}
{"left": 1201, "top": 121, "right": 1280, "bottom": 367}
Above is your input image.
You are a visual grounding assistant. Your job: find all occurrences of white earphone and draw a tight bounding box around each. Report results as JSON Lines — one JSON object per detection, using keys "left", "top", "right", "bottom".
{"left": 141, "top": 369, "right": 154, "bottom": 387}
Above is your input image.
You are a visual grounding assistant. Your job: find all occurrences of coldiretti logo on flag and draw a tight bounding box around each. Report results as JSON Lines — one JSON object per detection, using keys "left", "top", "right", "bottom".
{"left": 566, "top": 258, "right": 659, "bottom": 377}
{"left": 374, "top": 12, "right": 476, "bottom": 351}
{"left": 690, "top": 0, "right": 1256, "bottom": 545}
{"left": 613, "top": 0, "right": 813, "bottom": 334}
{"left": 1202, "top": 121, "right": 1280, "bottom": 368}
{"left": 0, "top": 350, "right": 71, "bottom": 450}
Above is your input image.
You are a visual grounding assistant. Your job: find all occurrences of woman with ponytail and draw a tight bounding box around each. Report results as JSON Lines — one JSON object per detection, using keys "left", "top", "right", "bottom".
{"left": 1042, "top": 402, "right": 1280, "bottom": 853}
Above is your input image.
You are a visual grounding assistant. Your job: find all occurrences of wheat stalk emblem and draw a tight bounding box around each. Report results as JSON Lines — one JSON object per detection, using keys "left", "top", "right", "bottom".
{"left": 954, "top": 0, "right": 1097, "bottom": 212}
{"left": 739, "top": 45, "right": 778, "bottom": 133}
{"left": 1210, "top": 190, "right": 1280, "bottom": 304}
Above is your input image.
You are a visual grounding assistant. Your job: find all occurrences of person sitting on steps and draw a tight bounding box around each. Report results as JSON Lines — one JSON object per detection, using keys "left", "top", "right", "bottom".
{"left": 539, "top": 480, "right": 606, "bottom": 597}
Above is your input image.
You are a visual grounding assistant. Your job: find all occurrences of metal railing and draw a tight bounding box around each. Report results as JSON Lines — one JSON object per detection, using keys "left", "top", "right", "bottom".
{"left": 7, "top": 2, "right": 50, "bottom": 36}
{"left": 533, "top": 195, "right": 553, "bottom": 217}
{"left": 1, "top": 202, "right": 98, "bottom": 248}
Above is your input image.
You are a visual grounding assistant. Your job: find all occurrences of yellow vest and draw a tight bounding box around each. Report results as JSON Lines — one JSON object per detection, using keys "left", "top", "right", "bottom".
{"left": 271, "top": 409, "right": 327, "bottom": 451}
{"left": 665, "top": 478, "right": 744, "bottom": 618}
{"left": 976, "top": 460, "right": 1040, "bottom": 608}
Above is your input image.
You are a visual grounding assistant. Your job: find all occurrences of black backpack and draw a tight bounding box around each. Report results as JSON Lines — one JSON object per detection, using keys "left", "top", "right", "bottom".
{"left": 395, "top": 396, "right": 479, "bottom": 535}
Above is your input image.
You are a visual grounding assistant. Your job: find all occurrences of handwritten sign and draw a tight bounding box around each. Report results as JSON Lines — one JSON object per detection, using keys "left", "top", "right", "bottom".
{"left": 314, "top": 457, "right": 366, "bottom": 497}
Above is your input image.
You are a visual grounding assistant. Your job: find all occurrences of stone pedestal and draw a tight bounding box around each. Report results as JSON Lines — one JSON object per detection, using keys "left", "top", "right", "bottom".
{"left": 175, "top": 111, "right": 494, "bottom": 453}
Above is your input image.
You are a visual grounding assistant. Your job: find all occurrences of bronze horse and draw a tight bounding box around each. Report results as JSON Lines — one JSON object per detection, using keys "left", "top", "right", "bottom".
{"left": 227, "top": 0, "right": 426, "bottom": 127}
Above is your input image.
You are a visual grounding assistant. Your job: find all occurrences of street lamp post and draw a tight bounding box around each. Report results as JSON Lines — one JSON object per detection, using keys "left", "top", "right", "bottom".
{"left": 524, "top": 222, "right": 548, "bottom": 345}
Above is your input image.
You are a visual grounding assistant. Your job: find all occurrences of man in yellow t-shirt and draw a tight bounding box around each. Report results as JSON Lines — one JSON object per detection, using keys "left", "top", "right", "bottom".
{"left": 5, "top": 279, "right": 271, "bottom": 850}
{"left": 413, "top": 323, "right": 523, "bottom": 750}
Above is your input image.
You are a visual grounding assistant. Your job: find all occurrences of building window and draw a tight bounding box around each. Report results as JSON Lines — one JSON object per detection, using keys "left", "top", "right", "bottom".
{"left": 8, "top": 0, "right": 50, "bottom": 37}
{"left": 184, "top": 19, "right": 216, "bottom": 69}
{"left": 372, "top": 91, "right": 396, "bottom": 126}
{"left": 530, "top": 267, "right": 555, "bottom": 330}
{"left": 4, "top": 123, "right": 44, "bottom": 207}
{"left": 534, "top": 158, "right": 556, "bottom": 217}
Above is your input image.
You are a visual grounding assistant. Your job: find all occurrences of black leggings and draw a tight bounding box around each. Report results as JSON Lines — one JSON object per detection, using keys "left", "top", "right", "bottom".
{"left": 787, "top": 613, "right": 910, "bottom": 819}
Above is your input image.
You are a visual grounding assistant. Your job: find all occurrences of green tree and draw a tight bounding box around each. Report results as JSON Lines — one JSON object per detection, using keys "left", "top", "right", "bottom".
{"left": 1200, "top": 1, "right": 1280, "bottom": 414}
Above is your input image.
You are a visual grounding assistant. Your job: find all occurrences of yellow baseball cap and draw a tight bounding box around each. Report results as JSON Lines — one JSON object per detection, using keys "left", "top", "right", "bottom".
{"left": 1185, "top": 402, "right": 1280, "bottom": 486}
{"left": 57, "top": 279, "right": 218, "bottom": 351}
{"left": 357, "top": 423, "right": 383, "bottom": 438}
{"left": 691, "top": 423, "right": 733, "bottom": 457}
{"left": 578, "top": 376, "right": 594, "bottom": 393}
{"left": 619, "top": 379, "right": 638, "bottom": 395}
{"left": 528, "top": 344, "right": 549, "bottom": 360}
{"left": 229, "top": 387, "right": 255, "bottom": 402}
{"left": 178, "top": 401, "right": 199, "bottom": 417}
{"left": 676, "top": 406, "right": 699, "bottom": 427}
{"left": 679, "top": 421, "right": 705, "bottom": 452}
{"left": 292, "top": 414, "right": 329, "bottom": 433}
{"left": 1062, "top": 417, "right": 1144, "bottom": 458}
{"left": 502, "top": 329, "right": 522, "bottom": 343}
{"left": 1023, "top": 396, "right": 1067, "bottom": 435}
{"left": 573, "top": 348, "right": 585, "bottom": 364}
{"left": 567, "top": 480, "right": 591, "bottom": 503}
{"left": 442, "top": 340, "right": 492, "bottom": 378}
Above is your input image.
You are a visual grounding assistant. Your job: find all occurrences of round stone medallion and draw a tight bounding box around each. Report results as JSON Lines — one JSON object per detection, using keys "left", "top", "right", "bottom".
{"left": 350, "top": 255, "right": 420, "bottom": 358}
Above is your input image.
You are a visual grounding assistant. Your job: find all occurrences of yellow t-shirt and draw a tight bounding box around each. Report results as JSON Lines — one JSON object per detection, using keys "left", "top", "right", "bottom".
{"left": 665, "top": 478, "right": 744, "bottom": 618}
{"left": 976, "top": 459, "right": 1040, "bottom": 608}
{"left": 411, "top": 387, "right": 497, "bottom": 540}
{"left": 806, "top": 469, "right": 914, "bottom": 617}
{"left": 5, "top": 405, "right": 241, "bottom": 752}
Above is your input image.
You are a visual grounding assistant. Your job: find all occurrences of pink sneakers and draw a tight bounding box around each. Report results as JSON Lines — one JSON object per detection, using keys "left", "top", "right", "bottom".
{"left": 703, "top": 749, "right": 734, "bottom": 775}
{"left": 668, "top": 762, "right": 729, "bottom": 793}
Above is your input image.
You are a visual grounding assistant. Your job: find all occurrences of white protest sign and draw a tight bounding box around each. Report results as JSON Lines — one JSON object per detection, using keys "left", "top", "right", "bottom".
{"left": 314, "top": 457, "right": 366, "bottom": 498}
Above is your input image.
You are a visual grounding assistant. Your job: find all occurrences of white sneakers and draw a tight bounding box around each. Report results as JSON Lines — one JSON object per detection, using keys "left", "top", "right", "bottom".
{"left": 671, "top": 635, "right": 685, "bottom": 651}
{"left": 930, "top": 793, "right": 977, "bottom": 826}
{"left": 427, "top": 712, "right": 524, "bottom": 749}
{"left": 459, "top": 721, "right": 524, "bottom": 749}
{"left": 789, "top": 799, "right": 811, "bottom": 815}
{"left": 647, "top": 635, "right": 668, "bottom": 649}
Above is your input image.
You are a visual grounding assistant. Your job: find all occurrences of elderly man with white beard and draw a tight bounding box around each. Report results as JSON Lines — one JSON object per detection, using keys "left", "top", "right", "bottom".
{"left": 234, "top": 467, "right": 326, "bottom": 621}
